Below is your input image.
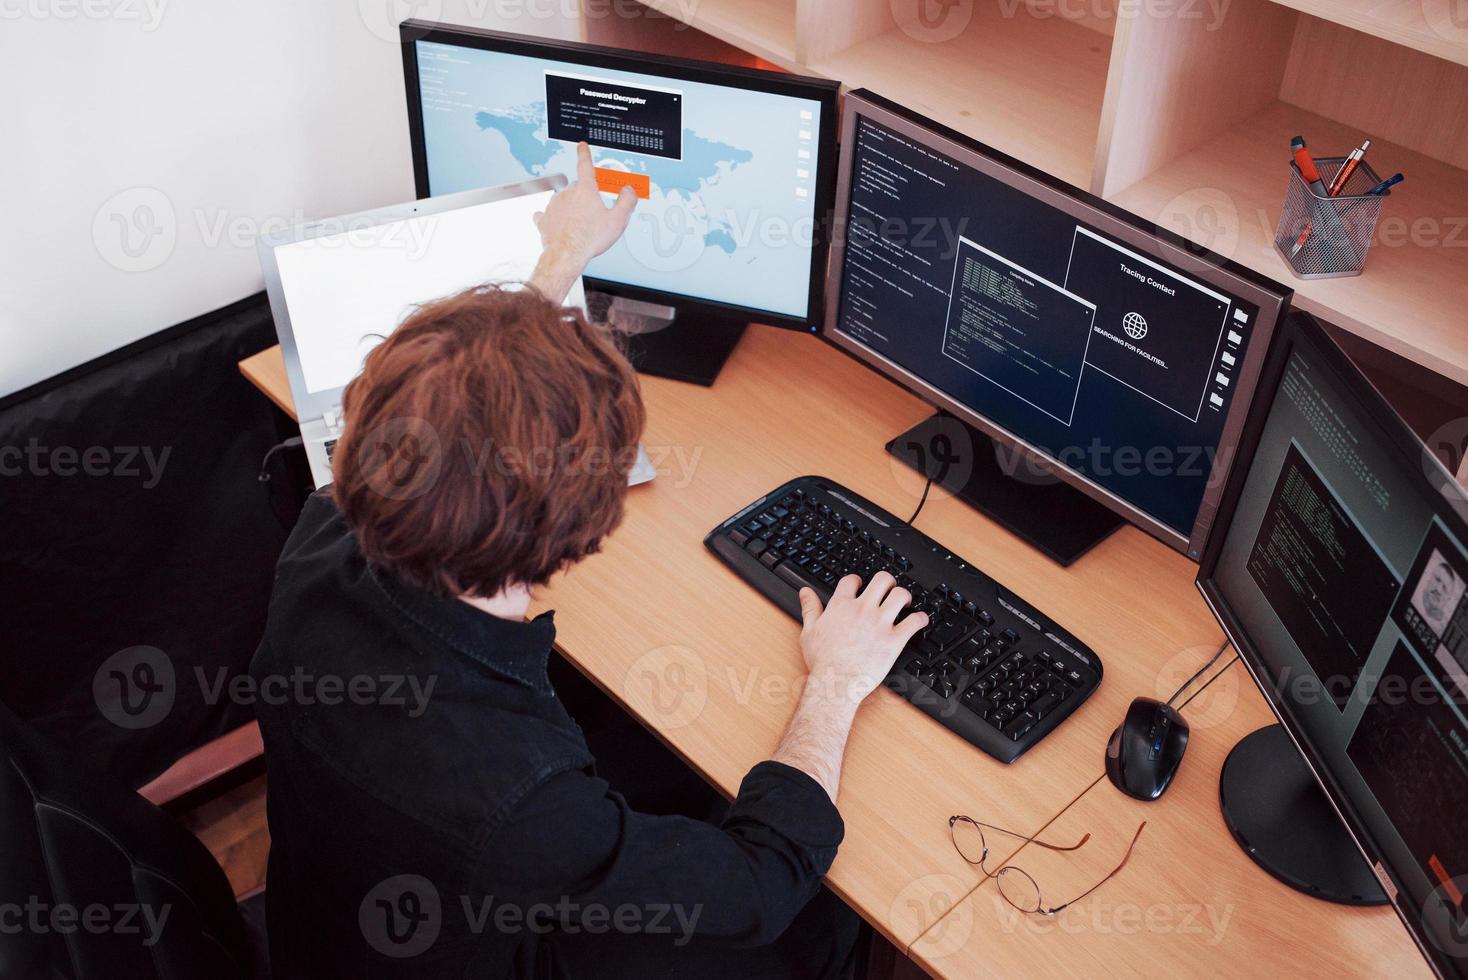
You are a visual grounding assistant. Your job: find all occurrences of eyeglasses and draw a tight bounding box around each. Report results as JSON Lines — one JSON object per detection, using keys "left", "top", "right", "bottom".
{"left": 948, "top": 814, "right": 1146, "bottom": 916}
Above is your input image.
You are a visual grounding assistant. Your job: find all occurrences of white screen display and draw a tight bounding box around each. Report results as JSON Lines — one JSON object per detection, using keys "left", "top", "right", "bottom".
{"left": 273, "top": 190, "right": 569, "bottom": 395}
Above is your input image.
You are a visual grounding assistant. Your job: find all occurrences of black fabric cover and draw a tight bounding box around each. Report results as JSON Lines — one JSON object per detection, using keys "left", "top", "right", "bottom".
{"left": 0, "top": 700, "right": 258, "bottom": 978}
{"left": 0, "top": 294, "right": 306, "bottom": 788}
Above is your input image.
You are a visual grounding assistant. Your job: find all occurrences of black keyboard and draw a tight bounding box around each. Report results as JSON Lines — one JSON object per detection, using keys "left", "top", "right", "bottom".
{"left": 705, "top": 476, "right": 1102, "bottom": 763}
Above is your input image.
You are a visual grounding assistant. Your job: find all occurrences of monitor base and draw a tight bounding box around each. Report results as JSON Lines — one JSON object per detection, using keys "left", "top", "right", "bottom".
{"left": 595, "top": 293, "right": 746, "bottom": 387}
{"left": 885, "top": 412, "right": 1123, "bottom": 567}
{"left": 1220, "top": 724, "right": 1388, "bottom": 906}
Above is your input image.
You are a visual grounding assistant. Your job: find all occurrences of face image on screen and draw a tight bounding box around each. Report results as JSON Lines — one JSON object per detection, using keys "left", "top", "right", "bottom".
{"left": 1209, "top": 328, "right": 1468, "bottom": 973}
{"left": 1409, "top": 552, "right": 1465, "bottom": 641}
{"left": 830, "top": 116, "right": 1268, "bottom": 539}
{"left": 412, "top": 40, "right": 825, "bottom": 320}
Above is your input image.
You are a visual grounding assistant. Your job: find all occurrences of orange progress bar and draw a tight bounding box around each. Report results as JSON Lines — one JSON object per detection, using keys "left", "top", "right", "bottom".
{"left": 594, "top": 167, "right": 650, "bottom": 200}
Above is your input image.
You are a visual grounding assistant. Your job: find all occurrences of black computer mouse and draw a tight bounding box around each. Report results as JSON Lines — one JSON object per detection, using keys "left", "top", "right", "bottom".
{"left": 1106, "top": 697, "right": 1189, "bottom": 801}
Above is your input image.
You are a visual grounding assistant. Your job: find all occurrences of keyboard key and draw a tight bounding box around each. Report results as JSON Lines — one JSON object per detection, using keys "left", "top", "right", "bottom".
{"left": 760, "top": 550, "right": 781, "bottom": 568}
{"left": 1030, "top": 691, "right": 1062, "bottom": 718}
{"left": 1005, "top": 713, "right": 1038, "bottom": 741}
{"left": 729, "top": 528, "right": 750, "bottom": 546}
{"left": 927, "top": 618, "right": 970, "bottom": 650}
{"left": 776, "top": 562, "right": 826, "bottom": 599}
{"left": 747, "top": 539, "right": 768, "bottom": 557}
{"left": 912, "top": 637, "right": 944, "bottom": 661}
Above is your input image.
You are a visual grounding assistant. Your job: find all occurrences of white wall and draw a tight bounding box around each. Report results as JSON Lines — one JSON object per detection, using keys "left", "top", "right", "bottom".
{"left": 0, "top": 0, "right": 579, "bottom": 399}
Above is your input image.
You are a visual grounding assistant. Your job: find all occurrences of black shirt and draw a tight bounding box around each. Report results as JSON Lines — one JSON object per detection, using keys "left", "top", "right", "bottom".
{"left": 251, "top": 493, "right": 845, "bottom": 977}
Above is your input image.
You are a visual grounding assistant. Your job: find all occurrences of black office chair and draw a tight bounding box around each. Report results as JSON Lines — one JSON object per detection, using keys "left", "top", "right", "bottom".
{"left": 0, "top": 701, "right": 267, "bottom": 979}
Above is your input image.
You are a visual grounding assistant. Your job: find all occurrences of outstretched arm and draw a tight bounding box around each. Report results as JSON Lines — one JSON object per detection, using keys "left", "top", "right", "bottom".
{"left": 529, "top": 141, "right": 638, "bottom": 303}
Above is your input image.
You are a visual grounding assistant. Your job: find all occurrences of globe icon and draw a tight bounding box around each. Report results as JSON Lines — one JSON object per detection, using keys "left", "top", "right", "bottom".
{"left": 1123, "top": 311, "right": 1148, "bottom": 340}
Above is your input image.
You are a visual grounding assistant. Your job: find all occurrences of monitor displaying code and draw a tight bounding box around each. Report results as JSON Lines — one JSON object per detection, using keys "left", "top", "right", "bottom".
{"left": 1248, "top": 442, "right": 1400, "bottom": 707}
{"left": 832, "top": 116, "right": 1265, "bottom": 535}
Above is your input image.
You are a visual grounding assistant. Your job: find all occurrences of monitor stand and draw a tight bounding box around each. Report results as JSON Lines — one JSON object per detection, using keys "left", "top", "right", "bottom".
{"left": 1220, "top": 724, "right": 1387, "bottom": 906}
{"left": 886, "top": 412, "right": 1123, "bottom": 566}
{"left": 594, "top": 294, "right": 746, "bottom": 387}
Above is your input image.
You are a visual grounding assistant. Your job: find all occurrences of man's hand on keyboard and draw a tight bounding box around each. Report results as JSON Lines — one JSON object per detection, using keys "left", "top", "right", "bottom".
{"left": 773, "top": 572, "right": 929, "bottom": 801}
{"left": 798, "top": 572, "right": 928, "bottom": 707}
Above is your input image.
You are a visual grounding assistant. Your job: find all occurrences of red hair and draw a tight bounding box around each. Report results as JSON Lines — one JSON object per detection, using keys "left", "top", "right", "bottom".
{"left": 331, "top": 285, "right": 645, "bottom": 597}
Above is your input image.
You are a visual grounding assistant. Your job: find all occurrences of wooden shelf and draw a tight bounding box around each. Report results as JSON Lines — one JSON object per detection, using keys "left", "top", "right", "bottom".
{"left": 1111, "top": 100, "right": 1468, "bottom": 386}
{"left": 810, "top": 6, "right": 1111, "bottom": 189}
{"left": 1264, "top": 0, "right": 1468, "bottom": 68}
{"left": 636, "top": 0, "right": 800, "bottom": 70}
{"left": 611, "top": 0, "right": 1468, "bottom": 390}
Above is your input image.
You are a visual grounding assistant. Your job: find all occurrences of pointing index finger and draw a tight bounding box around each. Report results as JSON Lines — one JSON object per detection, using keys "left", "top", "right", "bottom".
{"left": 576, "top": 141, "right": 596, "bottom": 185}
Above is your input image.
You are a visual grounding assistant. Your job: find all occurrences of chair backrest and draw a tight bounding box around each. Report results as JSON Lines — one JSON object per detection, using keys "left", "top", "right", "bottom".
{"left": 0, "top": 700, "right": 257, "bottom": 979}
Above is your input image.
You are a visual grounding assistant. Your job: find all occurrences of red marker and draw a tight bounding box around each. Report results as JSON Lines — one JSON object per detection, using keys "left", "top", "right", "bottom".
{"left": 1291, "top": 135, "right": 1330, "bottom": 197}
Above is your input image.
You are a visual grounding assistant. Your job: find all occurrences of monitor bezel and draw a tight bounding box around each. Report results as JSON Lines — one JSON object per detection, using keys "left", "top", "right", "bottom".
{"left": 1199, "top": 309, "right": 1467, "bottom": 980}
{"left": 399, "top": 20, "right": 840, "bottom": 332}
{"left": 820, "top": 89, "right": 1292, "bottom": 558}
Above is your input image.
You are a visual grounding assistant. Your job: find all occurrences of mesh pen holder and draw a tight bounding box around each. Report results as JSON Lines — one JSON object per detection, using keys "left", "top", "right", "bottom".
{"left": 1274, "top": 156, "right": 1388, "bottom": 279}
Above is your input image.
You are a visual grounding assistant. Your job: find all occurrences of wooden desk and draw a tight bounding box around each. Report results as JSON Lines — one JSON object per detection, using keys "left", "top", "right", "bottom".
{"left": 239, "top": 329, "right": 1422, "bottom": 972}
{"left": 908, "top": 663, "right": 1433, "bottom": 978}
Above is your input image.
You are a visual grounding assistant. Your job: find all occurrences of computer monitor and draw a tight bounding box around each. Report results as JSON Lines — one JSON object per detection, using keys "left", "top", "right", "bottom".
{"left": 400, "top": 21, "right": 840, "bottom": 384}
{"left": 821, "top": 90, "right": 1292, "bottom": 563}
{"left": 1199, "top": 310, "right": 1468, "bottom": 979}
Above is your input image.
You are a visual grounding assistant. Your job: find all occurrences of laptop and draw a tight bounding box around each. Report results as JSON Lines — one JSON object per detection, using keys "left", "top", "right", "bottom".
{"left": 257, "top": 178, "right": 655, "bottom": 488}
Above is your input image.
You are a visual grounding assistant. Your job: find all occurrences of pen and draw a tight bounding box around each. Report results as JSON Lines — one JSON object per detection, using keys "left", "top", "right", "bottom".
{"left": 1366, "top": 172, "right": 1404, "bottom": 196}
{"left": 1291, "top": 136, "right": 1331, "bottom": 197}
{"left": 1290, "top": 220, "right": 1312, "bottom": 257}
{"left": 1327, "top": 138, "right": 1371, "bottom": 196}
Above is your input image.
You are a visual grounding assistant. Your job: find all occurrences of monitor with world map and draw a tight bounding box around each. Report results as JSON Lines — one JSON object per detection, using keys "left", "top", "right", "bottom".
{"left": 400, "top": 23, "right": 839, "bottom": 330}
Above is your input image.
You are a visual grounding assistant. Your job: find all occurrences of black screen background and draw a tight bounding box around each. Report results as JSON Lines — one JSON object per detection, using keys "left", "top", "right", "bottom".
{"left": 834, "top": 117, "right": 1262, "bottom": 536}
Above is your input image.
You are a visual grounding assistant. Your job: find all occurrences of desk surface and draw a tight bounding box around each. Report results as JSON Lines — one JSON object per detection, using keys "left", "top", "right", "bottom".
{"left": 240, "top": 330, "right": 1426, "bottom": 974}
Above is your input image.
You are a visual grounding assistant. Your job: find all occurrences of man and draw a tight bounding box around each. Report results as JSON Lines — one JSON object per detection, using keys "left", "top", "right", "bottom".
{"left": 1415, "top": 554, "right": 1463, "bottom": 636}
{"left": 251, "top": 144, "right": 928, "bottom": 977}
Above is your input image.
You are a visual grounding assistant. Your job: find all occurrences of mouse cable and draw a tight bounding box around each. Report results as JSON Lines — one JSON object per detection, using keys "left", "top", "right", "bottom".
{"left": 903, "top": 475, "right": 935, "bottom": 527}
{"left": 1166, "top": 638, "right": 1232, "bottom": 708}
{"left": 257, "top": 436, "right": 304, "bottom": 483}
